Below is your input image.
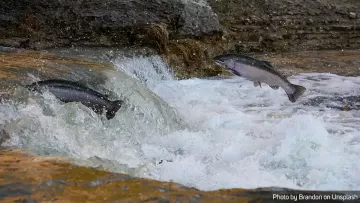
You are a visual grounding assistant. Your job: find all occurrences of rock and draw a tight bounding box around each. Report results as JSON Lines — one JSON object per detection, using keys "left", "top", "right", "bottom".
{"left": 1, "top": 148, "right": 359, "bottom": 202}
{"left": 265, "top": 33, "right": 283, "bottom": 41}
{"left": 207, "top": 0, "right": 360, "bottom": 53}
{"left": 349, "top": 12, "right": 357, "bottom": 19}
{"left": 307, "top": 18, "right": 314, "bottom": 25}
{"left": 0, "top": 129, "right": 10, "bottom": 145}
{"left": 0, "top": 46, "right": 18, "bottom": 52}
{"left": 177, "top": 1, "right": 221, "bottom": 37}
{"left": 0, "top": 0, "right": 221, "bottom": 49}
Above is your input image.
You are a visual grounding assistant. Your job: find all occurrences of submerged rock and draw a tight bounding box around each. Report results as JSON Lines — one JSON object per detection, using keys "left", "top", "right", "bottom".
{"left": 0, "top": 129, "right": 10, "bottom": 146}
{"left": 302, "top": 96, "right": 360, "bottom": 111}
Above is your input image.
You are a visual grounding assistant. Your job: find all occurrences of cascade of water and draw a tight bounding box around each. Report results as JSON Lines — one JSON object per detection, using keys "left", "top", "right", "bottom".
{"left": 0, "top": 54, "right": 183, "bottom": 170}
{"left": 1, "top": 50, "right": 360, "bottom": 191}
{"left": 112, "top": 54, "right": 174, "bottom": 90}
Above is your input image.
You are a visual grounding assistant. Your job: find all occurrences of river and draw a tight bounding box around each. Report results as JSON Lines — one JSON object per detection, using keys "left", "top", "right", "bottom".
{"left": 1, "top": 49, "right": 359, "bottom": 191}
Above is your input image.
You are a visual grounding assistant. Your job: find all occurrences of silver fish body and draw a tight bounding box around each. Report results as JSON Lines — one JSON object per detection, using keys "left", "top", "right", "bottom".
{"left": 26, "top": 79, "right": 123, "bottom": 119}
{"left": 213, "top": 53, "right": 306, "bottom": 102}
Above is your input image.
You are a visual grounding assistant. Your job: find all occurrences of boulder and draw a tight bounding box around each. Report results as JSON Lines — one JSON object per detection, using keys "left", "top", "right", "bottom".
{"left": 0, "top": 0, "right": 221, "bottom": 49}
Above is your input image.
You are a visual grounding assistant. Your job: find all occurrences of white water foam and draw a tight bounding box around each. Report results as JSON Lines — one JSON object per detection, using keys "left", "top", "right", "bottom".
{"left": 146, "top": 73, "right": 360, "bottom": 190}
{"left": 1, "top": 67, "right": 182, "bottom": 169}
{"left": 1, "top": 56, "right": 360, "bottom": 191}
{"left": 112, "top": 55, "right": 173, "bottom": 89}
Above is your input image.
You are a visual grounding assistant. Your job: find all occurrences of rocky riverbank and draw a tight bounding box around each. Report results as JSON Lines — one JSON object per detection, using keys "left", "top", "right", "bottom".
{"left": 166, "top": 0, "right": 360, "bottom": 78}
{"left": 209, "top": 0, "right": 360, "bottom": 53}
{"left": 0, "top": 0, "right": 221, "bottom": 49}
{"left": 1, "top": 0, "right": 359, "bottom": 78}
{"left": 1, "top": 1, "right": 360, "bottom": 201}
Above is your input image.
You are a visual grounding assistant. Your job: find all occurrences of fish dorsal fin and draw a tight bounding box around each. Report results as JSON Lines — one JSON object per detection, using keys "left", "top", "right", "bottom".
{"left": 75, "top": 78, "right": 89, "bottom": 87}
{"left": 74, "top": 79, "right": 109, "bottom": 98}
{"left": 262, "top": 61, "right": 275, "bottom": 69}
{"left": 101, "top": 93, "right": 110, "bottom": 99}
{"left": 262, "top": 60, "right": 288, "bottom": 78}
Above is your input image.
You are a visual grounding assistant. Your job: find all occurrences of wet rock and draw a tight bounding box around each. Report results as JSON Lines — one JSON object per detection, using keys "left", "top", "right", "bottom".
{"left": 302, "top": 96, "right": 360, "bottom": 111}
{"left": 177, "top": 1, "right": 221, "bottom": 37}
{"left": 0, "top": 183, "right": 33, "bottom": 199}
{"left": 0, "top": 129, "right": 10, "bottom": 146}
{"left": 0, "top": 0, "right": 221, "bottom": 49}
{"left": 265, "top": 33, "right": 283, "bottom": 41}
{"left": 0, "top": 46, "right": 18, "bottom": 52}
{"left": 1, "top": 149, "right": 359, "bottom": 202}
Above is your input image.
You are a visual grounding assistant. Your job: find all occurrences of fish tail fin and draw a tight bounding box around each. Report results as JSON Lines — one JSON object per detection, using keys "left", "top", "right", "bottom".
{"left": 287, "top": 84, "right": 306, "bottom": 102}
{"left": 106, "top": 100, "right": 124, "bottom": 120}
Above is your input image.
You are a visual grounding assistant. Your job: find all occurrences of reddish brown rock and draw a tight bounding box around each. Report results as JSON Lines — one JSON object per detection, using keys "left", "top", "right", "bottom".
{"left": 1, "top": 148, "right": 356, "bottom": 203}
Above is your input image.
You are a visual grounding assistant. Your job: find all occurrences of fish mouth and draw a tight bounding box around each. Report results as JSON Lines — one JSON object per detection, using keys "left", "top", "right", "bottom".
{"left": 213, "top": 55, "right": 230, "bottom": 68}
{"left": 213, "top": 59, "right": 226, "bottom": 67}
{"left": 24, "top": 84, "right": 36, "bottom": 91}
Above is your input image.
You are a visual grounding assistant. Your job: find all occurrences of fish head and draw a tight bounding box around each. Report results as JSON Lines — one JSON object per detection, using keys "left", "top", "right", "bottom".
{"left": 213, "top": 54, "right": 237, "bottom": 71}
{"left": 25, "top": 82, "right": 46, "bottom": 93}
{"left": 25, "top": 83, "right": 38, "bottom": 91}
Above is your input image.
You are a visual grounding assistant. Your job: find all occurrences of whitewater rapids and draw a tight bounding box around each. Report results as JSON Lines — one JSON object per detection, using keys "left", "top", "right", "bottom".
{"left": 1, "top": 53, "right": 360, "bottom": 191}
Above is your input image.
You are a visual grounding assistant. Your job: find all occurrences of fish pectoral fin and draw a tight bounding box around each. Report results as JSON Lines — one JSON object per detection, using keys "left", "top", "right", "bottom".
{"left": 253, "top": 81, "right": 262, "bottom": 88}
{"left": 75, "top": 78, "right": 93, "bottom": 88}
{"left": 230, "top": 70, "right": 241, "bottom": 77}
{"left": 269, "top": 85, "right": 279, "bottom": 90}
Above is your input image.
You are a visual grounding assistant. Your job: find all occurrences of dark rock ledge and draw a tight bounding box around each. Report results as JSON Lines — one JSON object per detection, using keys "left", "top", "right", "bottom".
{"left": 0, "top": 0, "right": 221, "bottom": 49}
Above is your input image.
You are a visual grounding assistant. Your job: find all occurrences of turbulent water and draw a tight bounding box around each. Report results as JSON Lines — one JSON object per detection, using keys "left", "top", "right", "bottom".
{"left": 1, "top": 53, "right": 360, "bottom": 191}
